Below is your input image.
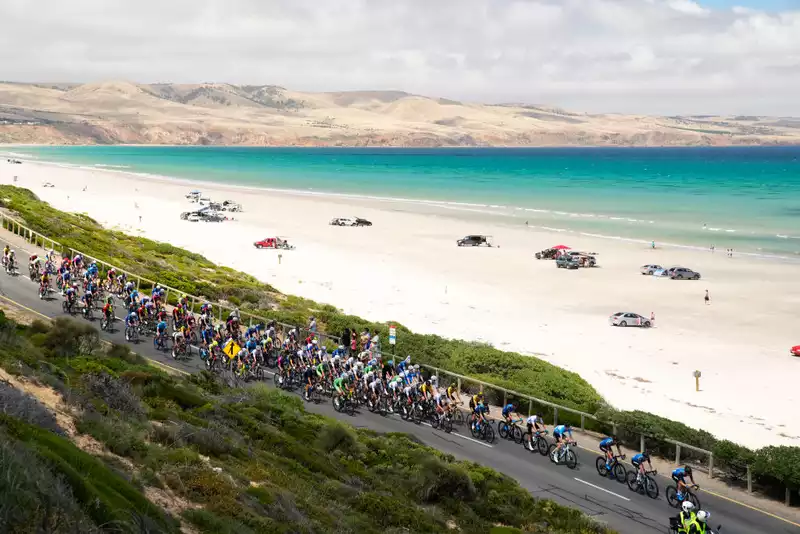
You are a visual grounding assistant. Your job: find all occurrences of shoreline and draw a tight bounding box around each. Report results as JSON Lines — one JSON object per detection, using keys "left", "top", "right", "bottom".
{"left": 6, "top": 152, "right": 800, "bottom": 264}
{"left": 1, "top": 157, "right": 799, "bottom": 448}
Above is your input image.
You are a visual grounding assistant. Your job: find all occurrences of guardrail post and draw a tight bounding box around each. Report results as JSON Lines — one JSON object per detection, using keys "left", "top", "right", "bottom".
{"left": 580, "top": 414, "right": 585, "bottom": 431}
{"left": 612, "top": 423, "right": 617, "bottom": 436}
{"left": 553, "top": 407, "right": 558, "bottom": 426}
{"left": 747, "top": 465, "right": 753, "bottom": 493}
{"left": 528, "top": 399, "right": 533, "bottom": 417}
{"left": 786, "top": 487, "right": 791, "bottom": 507}
{"left": 457, "top": 377, "right": 461, "bottom": 395}
{"left": 136, "top": 276, "right": 141, "bottom": 290}
{"left": 164, "top": 288, "right": 170, "bottom": 307}
{"left": 708, "top": 453, "right": 714, "bottom": 479}
{"left": 503, "top": 390, "right": 507, "bottom": 407}
{"left": 675, "top": 444, "right": 682, "bottom": 465}
{"left": 640, "top": 434, "right": 645, "bottom": 453}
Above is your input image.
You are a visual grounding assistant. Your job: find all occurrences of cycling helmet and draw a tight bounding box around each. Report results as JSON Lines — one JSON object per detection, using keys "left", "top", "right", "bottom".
{"left": 564, "top": 423, "right": 572, "bottom": 428}
{"left": 430, "top": 375, "right": 438, "bottom": 385}
{"left": 72, "top": 282, "right": 78, "bottom": 288}
{"left": 388, "top": 360, "right": 394, "bottom": 366}
{"left": 338, "top": 345, "right": 344, "bottom": 351}
{"left": 681, "top": 501, "right": 695, "bottom": 513}
{"left": 696, "top": 510, "right": 709, "bottom": 523}
{"left": 106, "top": 296, "right": 113, "bottom": 304}
{"left": 424, "top": 379, "right": 431, "bottom": 386}
{"left": 684, "top": 465, "right": 693, "bottom": 476}
{"left": 414, "top": 364, "right": 420, "bottom": 370}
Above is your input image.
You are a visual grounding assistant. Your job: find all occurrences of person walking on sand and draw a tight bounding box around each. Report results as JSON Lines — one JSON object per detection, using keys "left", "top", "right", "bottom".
{"left": 704, "top": 290, "right": 710, "bottom": 305}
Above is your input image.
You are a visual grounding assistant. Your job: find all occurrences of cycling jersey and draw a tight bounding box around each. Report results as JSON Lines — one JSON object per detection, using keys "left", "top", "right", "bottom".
{"left": 553, "top": 425, "right": 572, "bottom": 439}
{"left": 125, "top": 313, "right": 138, "bottom": 326}
{"left": 501, "top": 403, "right": 515, "bottom": 417}
{"left": 672, "top": 467, "right": 688, "bottom": 480}
{"left": 526, "top": 415, "right": 543, "bottom": 427}
{"left": 631, "top": 453, "right": 649, "bottom": 466}
{"left": 599, "top": 437, "right": 615, "bottom": 450}
{"left": 156, "top": 321, "right": 168, "bottom": 333}
{"left": 446, "top": 385, "right": 458, "bottom": 400}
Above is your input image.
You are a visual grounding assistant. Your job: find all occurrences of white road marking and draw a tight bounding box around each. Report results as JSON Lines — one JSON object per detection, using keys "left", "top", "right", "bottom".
{"left": 420, "top": 421, "right": 493, "bottom": 448}
{"left": 573, "top": 477, "right": 631, "bottom": 501}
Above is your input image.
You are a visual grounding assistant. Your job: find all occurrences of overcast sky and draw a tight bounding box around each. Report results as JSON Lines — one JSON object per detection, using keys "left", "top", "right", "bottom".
{"left": 1, "top": 0, "right": 799, "bottom": 115}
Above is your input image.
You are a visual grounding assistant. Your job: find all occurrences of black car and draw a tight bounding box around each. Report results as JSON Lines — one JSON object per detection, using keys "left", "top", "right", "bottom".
{"left": 457, "top": 235, "right": 493, "bottom": 247}
{"left": 555, "top": 256, "right": 579, "bottom": 269}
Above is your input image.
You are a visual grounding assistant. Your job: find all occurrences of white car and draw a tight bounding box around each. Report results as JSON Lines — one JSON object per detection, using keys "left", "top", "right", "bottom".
{"left": 640, "top": 264, "right": 663, "bottom": 275}
{"left": 330, "top": 217, "right": 372, "bottom": 227}
{"left": 609, "top": 312, "right": 652, "bottom": 328}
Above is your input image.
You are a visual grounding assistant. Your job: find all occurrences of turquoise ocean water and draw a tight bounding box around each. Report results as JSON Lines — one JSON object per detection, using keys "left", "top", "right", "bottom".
{"left": 6, "top": 146, "right": 800, "bottom": 258}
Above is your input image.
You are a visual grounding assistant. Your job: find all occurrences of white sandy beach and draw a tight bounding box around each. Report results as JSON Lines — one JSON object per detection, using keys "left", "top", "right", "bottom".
{"left": 1, "top": 158, "right": 798, "bottom": 449}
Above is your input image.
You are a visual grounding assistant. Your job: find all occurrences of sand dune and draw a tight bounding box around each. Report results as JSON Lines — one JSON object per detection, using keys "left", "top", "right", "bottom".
{"left": 1, "top": 81, "right": 798, "bottom": 146}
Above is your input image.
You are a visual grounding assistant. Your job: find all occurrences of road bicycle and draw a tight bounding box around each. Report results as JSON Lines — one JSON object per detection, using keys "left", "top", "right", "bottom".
{"left": 547, "top": 440, "right": 578, "bottom": 469}
{"left": 626, "top": 468, "right": 659, "bottom": 499}
{"left": 596, "top": 454, "right": 627, "bottom": 484}
{"left": 498, "top": 417, "right": 524, "bottom": 444}
{"left": 523, "top": 429, "right": 549, "bottom": 455}
{"left": 469, "top": 415, "right": 496, "bottom": 443}
{"left": 666, "top": 483, "right": 701, "bottom": 510}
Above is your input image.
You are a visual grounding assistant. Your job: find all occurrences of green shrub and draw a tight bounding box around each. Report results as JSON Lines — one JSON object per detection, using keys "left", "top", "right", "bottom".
{"left": 75, "top": 412, "right": 149, "bottom": 459}
{"left": 753, "top": 446, "right": 800, "bottom": 489}
{"left": 713, "top": 440, "right": 755, "bottom": 480}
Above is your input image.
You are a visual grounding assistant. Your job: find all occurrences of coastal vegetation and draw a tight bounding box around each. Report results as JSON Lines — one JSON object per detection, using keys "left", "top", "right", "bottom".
{"left": 1, "top": 184, "right": 798, "bottom": 504}
{"left": 0, "top": 311, "right": 615, "bottom": 533}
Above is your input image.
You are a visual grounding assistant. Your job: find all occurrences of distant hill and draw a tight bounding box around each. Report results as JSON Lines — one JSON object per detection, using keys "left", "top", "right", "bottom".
{"left": 0, "top": 80, "right": 798, "bottom": 146}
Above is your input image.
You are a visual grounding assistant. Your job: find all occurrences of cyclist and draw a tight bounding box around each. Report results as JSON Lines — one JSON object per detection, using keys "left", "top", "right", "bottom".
{"left": 551, "top": 423, "right": 573, "bottom": 462}
{"left": 125, "top": 310, "right": 139, "bottom": 334}
{"left": 64, "top": 283, "right": 78, "bottom": 310}
{"left": 501, "top": 401, "right": 519, "bottom": 426}
{"left": 102, "top": 297, "right": 114, "bottom": 324}
{"left": 631, "top": 451, "right": 653, "bottom": 482}
{"left": 303, "top": 363, "right": 316, "bottom": 399}
{"left": 524, "top": 413, "right": 546, "bottom": 448}
{"left": 445, "top": 382, "right": 461, "bottom": 405}
{"left": 39, "top": 270, "right": 50, "bottom": 295}
{"left": 671, "top": 465, "right": 697, "bottom": 501}
{"left": 599, "top": 435, "right": 624, "bottom": 473}
{"left": 156, "top": 319, "right": 169, "bottom": 347}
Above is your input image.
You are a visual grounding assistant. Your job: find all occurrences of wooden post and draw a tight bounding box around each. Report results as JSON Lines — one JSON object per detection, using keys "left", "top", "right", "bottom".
{"left": 675, "top": 444, "right": 682, "bottom": 465}
{"left": 528, "top": 399, "right": 533, "bottom": 417}
{"left": 640, "top": 434, "right": 645, "bottom": 453}
{"left": 694, "top": 370, "right": 701, "bottom": 392}
{"left": 747, "top": 465, "right": 753, "bottom": 493}
{"left": 553, "top": 407, "right": 559, "bottom": 426}
{"left": 580, "top": 414, "right": 585, "bottom": 431}
{"left": 457, "top": 377, "right": 461, "bottom": 395}
{"left": 503, "top": 390, "right": 507, "bottom": 407}
{"left": 786, "top": 487, "right": 791, "bottom": 507}
{"left": 708, "top": 453, "right": 715, "bottom": 479}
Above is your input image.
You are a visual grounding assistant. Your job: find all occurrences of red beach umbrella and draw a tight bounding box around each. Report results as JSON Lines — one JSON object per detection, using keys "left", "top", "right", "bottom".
{"left": 552, "top": 245, "right": 571, "bottom": 250}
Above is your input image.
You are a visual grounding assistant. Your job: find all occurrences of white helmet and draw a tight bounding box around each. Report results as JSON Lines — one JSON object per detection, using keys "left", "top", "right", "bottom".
{"left": 681, "top": 501, "right": 695, "bottom": 513}
{"left": 431, "top": 375, "right": 439, "bottom": 385}
{"left": 696, "top": 510, "right": 709, "bottom": 523}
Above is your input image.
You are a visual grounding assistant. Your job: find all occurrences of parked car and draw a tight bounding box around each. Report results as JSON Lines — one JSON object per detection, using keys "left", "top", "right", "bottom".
{"left": 555, "top": 256, "right": 579, "bottom": 269}
{"left": 791, "top": 346, "right": 800, "bottom": 357}
{"left": 566, "top": 251, "right": 597, "bottom": 267}
{"left": 330, "top": 217, "right": 372, "bottom": 227}
{"left": 640, "top": 264, "right": 663, "bottom": 275}
{"left": 457, "top": 235, "right": 493, "bottom": 247}
{"left": 254, "top": 237, "right": 295, "bottom": 250}
{"left": 609, "top": 312, "right": 652, "bottom": 328}
{"left": 669, "top": 267, "right": 701, "bottom": 280}
{"left": 535, "top": 248, "right": 559, "bottom": 260}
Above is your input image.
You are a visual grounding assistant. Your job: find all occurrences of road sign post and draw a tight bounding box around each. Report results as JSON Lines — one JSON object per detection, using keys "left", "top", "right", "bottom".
{"left": 694, "top": 370, "right": 701, "bottom": 392}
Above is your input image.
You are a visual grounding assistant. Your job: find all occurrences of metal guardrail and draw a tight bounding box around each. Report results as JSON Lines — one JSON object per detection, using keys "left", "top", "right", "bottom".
{"left": 0, "top": 211, "right": 768, "bottom": 496}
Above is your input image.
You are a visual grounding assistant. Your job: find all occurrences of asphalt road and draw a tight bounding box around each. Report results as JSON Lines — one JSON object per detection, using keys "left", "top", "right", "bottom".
{"left": 0, "top": 236, "right": 797, "bottom": 534}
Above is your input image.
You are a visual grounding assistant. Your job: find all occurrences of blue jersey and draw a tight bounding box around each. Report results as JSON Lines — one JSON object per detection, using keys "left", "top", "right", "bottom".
{"left": 502, "top": 403, "right": 515, "bottom": 416}
{"left": 599, "top": 437, "right": 615, "bottom": 448}
{"left": 632, "top": 453, "right": 648, "bottom": 465}
{"left": 672, "top": 467, "right": 688, "bottom": 479}
{"left": 125, "top": 313, "right": 138, "bottom": 325}
{"left": 553, "top": 425, "right": 572, "bottom": 438}
{"left": 246, "top": 339, "right": 257, "bottom": 351}
{"left": 157, "top": 321, "right": 168, "bottom": 333}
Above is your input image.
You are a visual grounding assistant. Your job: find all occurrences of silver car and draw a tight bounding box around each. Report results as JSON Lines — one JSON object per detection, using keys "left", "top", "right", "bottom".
{"left": 640, "top": 264, "right": 663, "bottom": 275}
{"left": 609, "top": 312, "right": 652, "bottom": 328}
{"left": 669, "top": 267, "right": 701, "bottom": 280}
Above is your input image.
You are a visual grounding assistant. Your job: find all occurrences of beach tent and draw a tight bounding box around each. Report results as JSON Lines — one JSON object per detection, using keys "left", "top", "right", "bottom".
{"left": 552, "top": 245, "right": 571, "bottom": 250}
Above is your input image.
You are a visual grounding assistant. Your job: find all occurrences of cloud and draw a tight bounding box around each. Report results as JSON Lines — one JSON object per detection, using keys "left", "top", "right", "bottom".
{"left": 0, "top": 0, "right": 798, "bottom": 115}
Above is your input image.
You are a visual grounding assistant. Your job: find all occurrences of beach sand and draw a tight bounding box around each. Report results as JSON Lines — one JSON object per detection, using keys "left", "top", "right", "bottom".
{"left": 1, "top": 158, "right": 798, "bottom": 448}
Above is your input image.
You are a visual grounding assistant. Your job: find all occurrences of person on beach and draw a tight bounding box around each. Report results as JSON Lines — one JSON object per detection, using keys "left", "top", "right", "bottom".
{"left": 704, "top": 290, "right": 710, "bottom": 305}
{"left": 651, "top": 240, "right": 656, "bottom": 249}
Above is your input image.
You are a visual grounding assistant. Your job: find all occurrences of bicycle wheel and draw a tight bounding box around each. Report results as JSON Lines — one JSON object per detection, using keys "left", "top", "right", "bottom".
{"left": 344, "top": 400, "right": 356, "bottom": 416}
{"left": 596, "top": 457, "right": 609, "bottom": 477}
{"left": 547, "top": 444, "right": 558, "bottom": 463}
{"left": 644, "top": 476, "right": 659, "bottom": 499}
{"left": 665, "top": 486, "right": 679, "bottom": 508}
{"left": 687, "top": 492, "right": 700, "bottom": 510}
{"left": 565, "top": 450, "right": 578, "bottom": 469}
{"left": 483, "top": 423, "right": 495, "bottom": 443}
{"left": 498, "top": 421, "right": 509, "bottom": 439}
{"left": 443, "top": 415, "right": 453, "bottom": 433}
{"left": 454, "top": 409, "right": 465, "bottom": 426}
{"left": 332, "top": 394, "right": 343, "bottom": 412}
{"left": 626, "top": 471, "right": 639, "bottom": 492}
{"left": 511, "top": 425, "right": 523, "bottom": 444}
{"left": 612, "top": 463, "right": 628, "bottom": 484}
{"left": 535, "top": 436, "right": 549, "bottom": 456}
{"left": 470, "top": 421, "right": 482, "bottom": 438}
{"left": 273, "top": 372, "right": 282, "bottom": 388}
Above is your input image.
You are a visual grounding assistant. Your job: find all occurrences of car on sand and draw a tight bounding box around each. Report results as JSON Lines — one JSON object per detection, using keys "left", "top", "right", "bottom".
{"left": 457, "top": 235, "right": 493, "bottom": 247}
{"left": 555, "top": 256, "right": 579, "bottom": 269}
{"left": 609, "top": 312, "right": 652, "bottom": 328}
{"left": 640, "top": 264, "right": 663, "bottom": 275}
{"left": 330, "top": 217, "right": 372, "bottom": 227}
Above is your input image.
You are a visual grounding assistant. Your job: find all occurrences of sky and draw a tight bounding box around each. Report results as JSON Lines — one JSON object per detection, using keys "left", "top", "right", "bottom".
{"left": 1, "top": 0, "right": 799, "bottom": 115}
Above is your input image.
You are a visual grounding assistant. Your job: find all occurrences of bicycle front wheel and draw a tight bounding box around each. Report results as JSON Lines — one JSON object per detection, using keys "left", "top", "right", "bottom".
{"left": 645, "top": 476, "right": 659, "bottom": 499}
{"left": 612, "top": 463, "right": 628, "bottom": 484}
{"left": 511, "top": 425, "right": 523, "bottom": 444}
{"left": 565, "top": 450, "right": 578, "bottom": 469}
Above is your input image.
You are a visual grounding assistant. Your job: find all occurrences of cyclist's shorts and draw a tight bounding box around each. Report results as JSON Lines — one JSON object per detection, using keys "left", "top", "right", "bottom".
{"left": 527, "top": 423, "right": 533, "bottom": 434}
{"left": 553, "top": 431, "right": 563, "bottom": 440}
